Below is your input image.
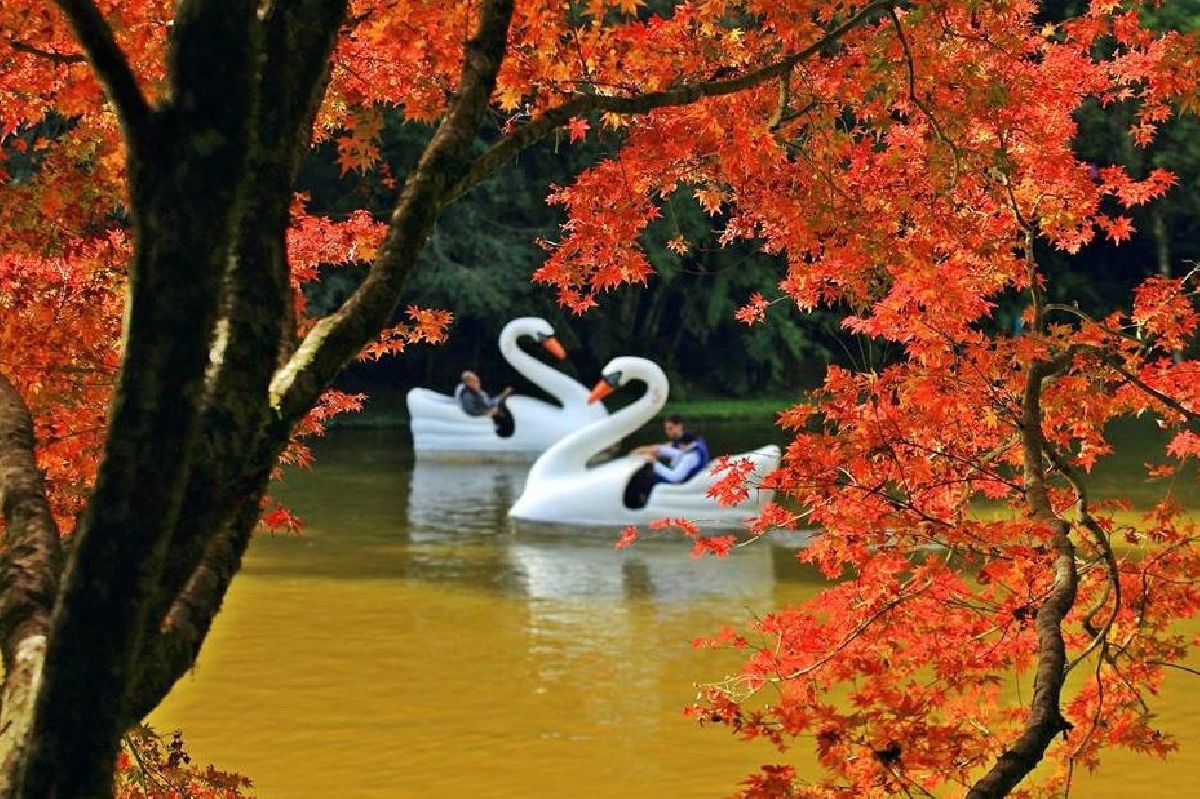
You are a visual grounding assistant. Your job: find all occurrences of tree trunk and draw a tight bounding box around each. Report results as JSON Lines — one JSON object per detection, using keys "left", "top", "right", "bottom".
{"left": 0, "top": 374, "right": 62, "bottom": 796}
{"left": 967, "top": 254, "right": 1080, "bottom": 797}
{"left": 1151, "top": 206, "right": 1171, "bottom": 280}
{"left": 9, "top": 2, "right": 262, "bottom": 792}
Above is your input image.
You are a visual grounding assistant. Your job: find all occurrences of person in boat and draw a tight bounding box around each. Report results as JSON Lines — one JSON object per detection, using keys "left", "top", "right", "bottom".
{"left": 624, "top": 417, "right": 711, "bottom": 508}
{"left": 455, "top": 370, "right": 514, "bottom": 434}
{"left": 645, "top": 431, "right": 710, "bottom": 483}
{"left": 632, "top": 413, "right": 686, "bottom": 456}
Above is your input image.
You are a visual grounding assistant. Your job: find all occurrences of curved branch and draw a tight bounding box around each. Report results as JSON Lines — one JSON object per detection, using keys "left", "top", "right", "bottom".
{"left": 52, "top": 0, "right": 151, "bottom": 147}
{"left": 967, "top": 351, "right": 1079, "bottom": 797}
{"left": 1103, "top": 357, "right": 1200, "bottom": 425}
{"left": 1044, "top": 443, "right": 1121, "bottom": 674}
{"left": 445, "top": 0, "right": 894, "bottom": 204}
{"left": 887, "top": 6, "right": 960, "bottom": 184}
{"left": 271, "top": 0, "right": 517, "bottom": 426}
{"left": 767, "top": 63, "right": 795, "bottom": 131}
{"left": 124, "top": 485, "right": 269, "bottom": 723}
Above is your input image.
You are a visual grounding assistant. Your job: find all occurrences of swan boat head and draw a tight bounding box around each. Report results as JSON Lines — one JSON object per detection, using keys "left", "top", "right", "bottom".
{"left": 500, "top": 317, "right": 566, "bottom": 361}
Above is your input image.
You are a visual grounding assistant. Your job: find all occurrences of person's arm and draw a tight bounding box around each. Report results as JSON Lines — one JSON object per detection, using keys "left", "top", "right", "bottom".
{"left": 651, "top": 449, "right": 700, "bottom": 482}
{"left": 656, "top": 444, "right": 681, "bottom": 459}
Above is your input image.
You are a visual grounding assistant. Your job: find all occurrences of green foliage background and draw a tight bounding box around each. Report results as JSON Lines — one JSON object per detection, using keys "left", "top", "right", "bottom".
{"left": 300, "top": 118, "right": 836, "bottom": 401}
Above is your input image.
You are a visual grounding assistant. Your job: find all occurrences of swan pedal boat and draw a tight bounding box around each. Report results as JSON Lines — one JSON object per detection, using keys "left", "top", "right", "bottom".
{"left": 407, "top": 317, "right": 608, "bottom": 461}
{"left": 508, "top": 356, "right": 781, "bottom": 529}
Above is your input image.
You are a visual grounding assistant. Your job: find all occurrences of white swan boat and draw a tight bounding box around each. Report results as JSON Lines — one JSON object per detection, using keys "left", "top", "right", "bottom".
{"left": 406, "top": 317, "right": 608, "bottom": 460}
{"left": 508, "top": 356, "right": 781, "bottom": 528}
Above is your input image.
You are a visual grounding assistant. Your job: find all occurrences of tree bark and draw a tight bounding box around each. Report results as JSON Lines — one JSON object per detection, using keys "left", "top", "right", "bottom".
{"left": 12, "top": 1, "right": 262, "bottom": 794}
{"left": 0, "top": 375, "right": 62, "bottom": 796}
{"left": 967, "top": 263, "right": 1079, "bottom": 796}
{"left": 131, "top": 0, "right": 348, "bottom": 720}
{"left": 270, "top": 0, "right": 518, "bottom": 426}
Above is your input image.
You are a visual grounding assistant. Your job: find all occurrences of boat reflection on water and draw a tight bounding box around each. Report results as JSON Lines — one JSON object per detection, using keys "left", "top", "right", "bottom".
{"left": 508, "top": 521, "right": 776, "bottom": 603}
{"left": 405, "top": 459, "right": 529, "bottom": 541}
{"left": 405, "top": 457, "right": 781, "bottom": 605}
{"left": 395, "top": 460, "right": 785, "bottom": 749}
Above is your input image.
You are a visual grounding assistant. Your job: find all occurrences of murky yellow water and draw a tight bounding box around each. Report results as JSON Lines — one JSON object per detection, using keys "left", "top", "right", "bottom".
{"left": 151, "top": 427, "right": 1200, "bottom": 797}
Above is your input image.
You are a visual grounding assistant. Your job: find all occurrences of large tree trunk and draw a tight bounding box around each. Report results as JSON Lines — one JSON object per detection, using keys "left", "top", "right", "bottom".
{"left": 0, "top": 374, "right": 62, "bottom": 796}
{"left": 1, "top": 1, "right": 514, "bottom": 794}
{"left": 5, "top": 1, "right": 263, "bottom": 794}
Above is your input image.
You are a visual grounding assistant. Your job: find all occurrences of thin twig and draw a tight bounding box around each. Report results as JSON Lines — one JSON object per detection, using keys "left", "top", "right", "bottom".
{"left": 6, "top": 37, "right": 86, "bottom": 64}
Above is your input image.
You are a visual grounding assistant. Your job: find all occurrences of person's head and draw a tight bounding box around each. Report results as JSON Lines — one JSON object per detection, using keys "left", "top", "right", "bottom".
{"left": 461, "top": 370, "right": 481, "bottom": 390}
{"left": 663, "top": 414, "right": 685, "bottom": 441}
{"left": 677, "top": 431, "right": 698, "bottom": 449}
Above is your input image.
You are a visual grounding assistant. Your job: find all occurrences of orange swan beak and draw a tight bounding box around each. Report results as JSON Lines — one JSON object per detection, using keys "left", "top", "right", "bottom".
{"left": 587, "top": 380, "right": 614, "bottom": 405}
{"left": 541, "top": 336, "right": 566, "bottom": 360}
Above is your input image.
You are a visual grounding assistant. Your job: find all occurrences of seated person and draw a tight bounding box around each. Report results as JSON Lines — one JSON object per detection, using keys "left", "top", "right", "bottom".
{"left": 454, "top": 370, "right": 511, "bottom": 415}
{"left": 454, "top": 370, "right": 515, "bottom": 435}
{"left": 644, "top": 431, "right": 710, "bottom": 484}
{"left": 632, "top": 413, "right": 686, "bottom": 459}
{"left": 624, "top": 417, "right": 710, "bottom": 508}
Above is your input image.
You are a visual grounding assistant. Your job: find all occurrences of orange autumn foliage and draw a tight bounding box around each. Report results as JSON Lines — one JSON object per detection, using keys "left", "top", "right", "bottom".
{"left": 2, "top": 1, "right": 1199, "bottom": 797}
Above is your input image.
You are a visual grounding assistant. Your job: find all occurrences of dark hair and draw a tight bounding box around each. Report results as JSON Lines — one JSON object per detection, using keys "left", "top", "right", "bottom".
{"left": 678, "top": 432, "right": 698, "bottom": 445}
{"left": 664, "top": 414, "right": 684, "bottom": 425}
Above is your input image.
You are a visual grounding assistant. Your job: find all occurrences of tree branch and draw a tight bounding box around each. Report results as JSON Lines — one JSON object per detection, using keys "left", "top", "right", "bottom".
{"left": 767, "top": 63, "right": 795, "bottom": 131}
{"left": 1043, "top": 443, "right": 1121, "bottom": 674}
{"left": 5, "top": 37, "right": 86, "bottom": 64}
{"left": 124, "top": 490, "right": 268, "bottom": 724}
{"left": 270, "top": 0, "right": 517, "bottom": 426}
{"left": 1152, "top": 661, "right": 1200, "bottom": 678}
{"left": 887, "top": 6, "right": 960, "bottom": 183}
{"left": 1103, "top": 356, "right": 1200, "bottom": 425}
{"left": 51, "top": 0, "right": 152, "bottom": 146}
{"left": 0, "top": 373, "right": 62, "bottom": 793}
{"left": 444, "top": 0, "right": 894, "bottom": 204}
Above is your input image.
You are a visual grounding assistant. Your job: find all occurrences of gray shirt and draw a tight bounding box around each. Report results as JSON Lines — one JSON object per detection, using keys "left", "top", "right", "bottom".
{"left": 455, "top": 384, "right": 497, "bottom": 416}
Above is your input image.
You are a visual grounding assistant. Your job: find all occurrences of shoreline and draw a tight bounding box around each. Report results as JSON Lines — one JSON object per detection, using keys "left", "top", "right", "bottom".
{"left": 327, "top": 393, "right": 802, "bottom": 429}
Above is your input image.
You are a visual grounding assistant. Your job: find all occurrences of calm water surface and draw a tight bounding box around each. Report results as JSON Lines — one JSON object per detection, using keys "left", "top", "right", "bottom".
{"left": 152, "top": 424, "right": 1199, "bottom": 797}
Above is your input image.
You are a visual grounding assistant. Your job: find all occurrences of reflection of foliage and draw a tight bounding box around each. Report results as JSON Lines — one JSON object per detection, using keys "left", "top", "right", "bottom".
{"left": 117, "top": 726, "right": 252, "bottom": 798}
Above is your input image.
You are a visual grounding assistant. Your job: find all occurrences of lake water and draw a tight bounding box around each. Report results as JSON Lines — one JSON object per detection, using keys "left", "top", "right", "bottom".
{"left": 151, "top": 424, "right": 1199, "bottom": 797}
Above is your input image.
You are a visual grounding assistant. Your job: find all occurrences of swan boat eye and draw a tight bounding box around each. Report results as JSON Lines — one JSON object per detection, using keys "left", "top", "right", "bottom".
{"left": 603, "top": 371, "right": 622, "bottom": 388}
